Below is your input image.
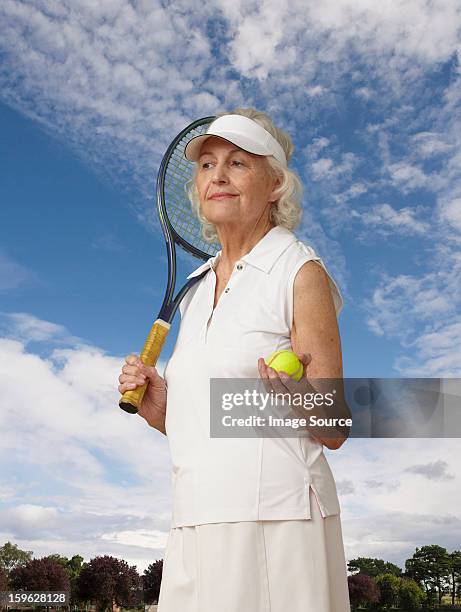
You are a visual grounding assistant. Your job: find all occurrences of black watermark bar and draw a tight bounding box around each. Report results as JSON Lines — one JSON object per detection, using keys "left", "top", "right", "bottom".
{"left": 209, "top": 378, "right": 461, "bottom": 438}
{"left": 0, "top": 592, "right": 69, "bottom": 606}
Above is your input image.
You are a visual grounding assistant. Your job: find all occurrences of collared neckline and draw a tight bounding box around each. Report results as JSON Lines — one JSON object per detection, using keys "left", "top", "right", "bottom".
{"left": 186, "top": 225, "right": 298, "bottom": 279}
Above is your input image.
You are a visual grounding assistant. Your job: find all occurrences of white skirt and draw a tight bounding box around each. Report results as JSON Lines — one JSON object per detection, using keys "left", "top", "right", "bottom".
{"left": 158, "top": 487, "right": 351, "bottom": 612}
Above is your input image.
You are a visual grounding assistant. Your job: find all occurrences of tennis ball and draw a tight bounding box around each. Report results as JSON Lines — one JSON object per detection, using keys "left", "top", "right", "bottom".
{"left": 265, "top": 350, "right": 303, "bottom": 381}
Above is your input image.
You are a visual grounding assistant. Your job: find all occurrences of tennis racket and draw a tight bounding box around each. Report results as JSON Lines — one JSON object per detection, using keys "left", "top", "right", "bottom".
{"left": 119, "top": 116, "right": 220, "bottom": 414}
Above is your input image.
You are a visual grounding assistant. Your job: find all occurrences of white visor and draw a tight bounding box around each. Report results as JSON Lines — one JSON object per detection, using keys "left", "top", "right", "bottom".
{"left": 184, "top": 114, "right": 287, "bottom": 166}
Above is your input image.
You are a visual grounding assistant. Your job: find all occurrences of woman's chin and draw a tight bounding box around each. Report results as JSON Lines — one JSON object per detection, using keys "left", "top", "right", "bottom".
{"left": 202, "top": 210, "right": 240, "bottom": 225}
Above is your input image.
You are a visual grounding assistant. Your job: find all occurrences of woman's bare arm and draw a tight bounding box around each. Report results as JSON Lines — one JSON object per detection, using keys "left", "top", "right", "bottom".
{"left": 291, "top": 260, "right": 349, "bottom": 450}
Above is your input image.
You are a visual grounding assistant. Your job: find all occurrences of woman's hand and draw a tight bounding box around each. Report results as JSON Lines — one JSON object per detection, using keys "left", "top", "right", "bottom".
{"left": 257, "top": 351, "right": 315, "bottom": 424}
{"left": 257, "top": 352, "right": 350, "bottom": 449}
{"left": 257, "top": 352, "right": 312, "bottom": 394}
{"left": 118, "top": 354, "right": 167, "bottom": 431}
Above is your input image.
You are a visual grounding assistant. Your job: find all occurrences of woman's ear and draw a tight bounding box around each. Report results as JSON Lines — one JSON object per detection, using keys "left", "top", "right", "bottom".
{"left": 269, "top": 176, "right": 282, "bottom": 203}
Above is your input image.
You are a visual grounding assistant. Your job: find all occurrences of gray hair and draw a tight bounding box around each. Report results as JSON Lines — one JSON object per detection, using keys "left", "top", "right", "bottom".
{"left": 186, "top": 107, "right": 303, "bottom": 243}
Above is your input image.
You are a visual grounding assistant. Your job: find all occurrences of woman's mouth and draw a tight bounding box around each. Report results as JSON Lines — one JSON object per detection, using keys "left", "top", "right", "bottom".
{"left": 209, "top": 193, "right": 238, "bottom": 200}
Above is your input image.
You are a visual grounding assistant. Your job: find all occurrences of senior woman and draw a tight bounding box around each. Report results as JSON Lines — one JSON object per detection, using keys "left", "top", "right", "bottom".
{"left": 118, "top": 108, "right": 351, "bottom": 611}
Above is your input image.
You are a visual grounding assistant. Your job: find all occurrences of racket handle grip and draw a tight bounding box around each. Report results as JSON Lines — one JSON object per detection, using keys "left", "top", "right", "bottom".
{"left": 119, "top": 319, "right": 171, "bottom": 414}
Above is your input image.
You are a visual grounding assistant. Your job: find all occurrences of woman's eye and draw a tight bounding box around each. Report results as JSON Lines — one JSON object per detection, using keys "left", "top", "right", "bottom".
{"left": 199, "top": 159, "right": 244, "bottom": 169}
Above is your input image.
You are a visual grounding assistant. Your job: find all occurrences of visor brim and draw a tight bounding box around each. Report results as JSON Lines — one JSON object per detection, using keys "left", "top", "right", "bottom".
{"left": 184, "top": 132, "right": 272, "bottom": 162}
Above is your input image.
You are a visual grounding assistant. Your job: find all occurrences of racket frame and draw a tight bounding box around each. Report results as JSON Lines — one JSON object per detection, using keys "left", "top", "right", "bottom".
{"left": 119, "top": 115, "right": 218, "bottom": 414}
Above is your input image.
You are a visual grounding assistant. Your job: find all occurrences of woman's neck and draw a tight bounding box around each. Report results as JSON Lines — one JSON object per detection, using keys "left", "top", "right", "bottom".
{"left": 215, "top": 218, "right": 276, "bottom": 275}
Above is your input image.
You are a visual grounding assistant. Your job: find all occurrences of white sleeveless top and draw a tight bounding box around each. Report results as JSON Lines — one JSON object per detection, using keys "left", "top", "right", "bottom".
{"left": 163, "top": 225, "right": 344, "bottom": 528}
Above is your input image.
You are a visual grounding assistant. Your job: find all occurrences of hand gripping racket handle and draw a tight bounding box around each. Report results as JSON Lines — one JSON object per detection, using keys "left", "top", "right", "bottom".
{"left": 119, "top": 319, "right": 171, "bottom": 414}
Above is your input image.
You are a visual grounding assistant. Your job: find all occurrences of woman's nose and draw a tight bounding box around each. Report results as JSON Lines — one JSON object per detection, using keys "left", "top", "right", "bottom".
{"left": 211, "top": 163, "right": 229, "bottom": 183}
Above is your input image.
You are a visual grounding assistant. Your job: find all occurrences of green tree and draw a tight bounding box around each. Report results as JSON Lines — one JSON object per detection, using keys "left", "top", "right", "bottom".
{"left": 448, "top": 550, "right": 461, "bottom": 606}
{"left": 46, "top": 554, "right": 84, "bottom": 606}
{"left": 375, "top": 573, "right": 400, "bottom": 608}
{"left": 0, "top": 542, "right": 33, "bottom": 574}
{"left": 348, "top": 557, "right": 402, "bottom": 578}
{"left": 405, "top": 544, "right": 451, "bottom": 604}
{"left": 67, "top": 556, "right": 84, "bottom": 580}
{"left": 398, "top": 577, "right": 426, "bottom": 610}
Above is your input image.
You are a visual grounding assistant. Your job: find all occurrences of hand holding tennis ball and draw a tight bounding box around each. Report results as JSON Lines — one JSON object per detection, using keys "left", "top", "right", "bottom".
{"left": 264, "top": 350, "right": 304, "bottom": 381}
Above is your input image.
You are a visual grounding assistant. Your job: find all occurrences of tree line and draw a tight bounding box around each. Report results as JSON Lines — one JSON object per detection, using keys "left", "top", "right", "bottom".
{"left": 0, "top": 542, "right": 157, "bottom": 611}
{"left": 1, "top": 541, "right": 460, "bottom": 611}
{"left": 347, "top": 545, "right": 461, "bottom": 609}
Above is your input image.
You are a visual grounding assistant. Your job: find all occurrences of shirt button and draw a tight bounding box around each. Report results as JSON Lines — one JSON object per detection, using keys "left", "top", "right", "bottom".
{"left": 225, "top": 288, "right": 230, "bottom": 293}
{"left": 236, "top": 263, "right": 243, "bottom": 270}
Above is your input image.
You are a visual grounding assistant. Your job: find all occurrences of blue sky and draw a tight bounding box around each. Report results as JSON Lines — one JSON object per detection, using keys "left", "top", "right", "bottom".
{"left": 0, "top": 0, "right": 460, "bottom": 573}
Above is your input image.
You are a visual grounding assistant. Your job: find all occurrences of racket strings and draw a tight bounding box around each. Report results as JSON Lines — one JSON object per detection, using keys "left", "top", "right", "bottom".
{"left": 163, "top": 123, "right": 220, "bottom": 257}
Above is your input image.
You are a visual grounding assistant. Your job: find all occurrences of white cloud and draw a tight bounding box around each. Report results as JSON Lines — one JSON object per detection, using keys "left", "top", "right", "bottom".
{"left": 308, "top": 152, "right": 359, "bottom": 183}
{"left": 411, "top": 131, "right": 454, "bottom": 158}
{"left": 355, "top": 87, "right": 372, "bottom": 101}
{"left": 225, "top": 2, "right": 288, "bottom": 81}
{"left": 327, "top": 438, "right": 461, "bottom": 567}
{"left": 220, "top": 0, "right": 461, "bottom": 83}
{"left": 306, "top": 85, "right": 325, "bottom": 97}
{"left": 350, "top": 202, "right": 430, "bottom": 236}
{"left": 101, "top": 529, "right": 167, "bottom": 550}
{"left": 91, "top": 232, "right": 129, "bottom": 253}
{"left": 388, "top": 162, "right": 429, "bottom": 193}
{"left": 438, "top": 197, "right": 461, "bottom": 232}
{"left": 1, "top": 0, "right": 460, "bottom": 263}
{"left": 343, "top": 510, "right": 461, "bottom": 568}
{"left": 7, "top": 504, "right": 59, "bottom": 526}
{"left": 394, "top": 320, "right": 461, "bottom": 377}
{"left": 364, "top": 249, "right": 461, "bottom": 375}
{"left": 0, "top": 319, "right": 172, "bottom": 571}
{"left": 0, "top": 312, "right": 75, "bottom": 345}
{"left": 331, "top": 184, "right": 368, "bottom": 207}
{"left": 404, "top": 460, "right": 455, "bottom": 481}
{"left": 0, "top": 251, "right": 37, "bottom": 292}
{"left": 310, "top": 157, "right": 334, "bottom": 180}
{"left": 0, "top": 0, "right": 229, "bottom": 212}
{"left": 304, "top": 137, "right": 330, "bottom": 157}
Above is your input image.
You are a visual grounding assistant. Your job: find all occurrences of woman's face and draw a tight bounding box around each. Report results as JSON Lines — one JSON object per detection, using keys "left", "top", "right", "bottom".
{"left": 194, "top": 136, "right": 279, "bottom": 231}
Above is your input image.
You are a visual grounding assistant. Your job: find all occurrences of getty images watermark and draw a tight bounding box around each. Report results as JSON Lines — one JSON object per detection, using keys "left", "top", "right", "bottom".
{"left": 209, "top": 378, "right": 461, "bottom": 438}
{"left": 220, "top": 387, "right": 350, "bottom": 431}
